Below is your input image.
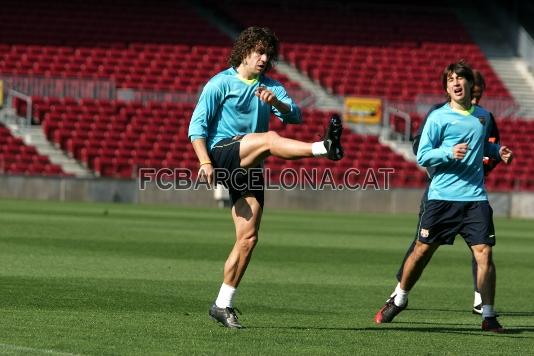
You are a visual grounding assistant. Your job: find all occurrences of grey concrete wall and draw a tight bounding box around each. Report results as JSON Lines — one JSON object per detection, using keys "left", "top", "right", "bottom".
{"left": 0, "top": 175, "right": 530, "bottom": 218}
{"left": 0, "top": 175, "right": 137, "bottom": 203}
{"left": 265, "top": 188, "right": 423, "bottom": 214}
{"left": 511, "top": 192, "right": 534, "bottom": 219}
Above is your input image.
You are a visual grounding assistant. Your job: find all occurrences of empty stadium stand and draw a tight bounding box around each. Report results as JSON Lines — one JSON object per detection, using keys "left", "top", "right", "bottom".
{"left": 0, "top": 1, "right": 531, "bottom": 191}
{"left": 485, "top": 118, "right": 534, "bottom": 191}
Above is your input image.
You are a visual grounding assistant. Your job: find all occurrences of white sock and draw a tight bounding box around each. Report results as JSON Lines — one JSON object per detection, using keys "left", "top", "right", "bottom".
{"left": 388, "top": 282, "right": 401, "bottom": 301}
{"left": 393, "top": 284, "right": 408, "bottom": 307}
{"left": 215, "top": 283, "right": 236, "bottom": 308}
{"left": 482, "top": 305, "right": 496, "bottom": 318}
{"left": 311, "top": 141, "right": 327, "bottom": 156}
{"left": 473, "top": 291, "right": 482, "bottom": 307}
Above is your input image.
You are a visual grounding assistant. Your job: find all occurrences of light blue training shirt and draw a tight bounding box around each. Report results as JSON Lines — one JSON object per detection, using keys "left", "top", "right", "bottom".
{"left": 417, "top": 103, "right": 501, "bottom": 201}
{"left": 188, "top": 67, "right": 302, "bottom": 151}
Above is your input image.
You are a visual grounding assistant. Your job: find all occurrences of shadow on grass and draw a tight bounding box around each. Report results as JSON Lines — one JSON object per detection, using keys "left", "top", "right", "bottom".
{"left": 406, "top": 307, "right": 478, "bottom": 314}
{"left": 248, "top": 322, "right": 534, "bottom": 338}
{"left": 392, "top": 320, "right": 534, "bottom": 336}
{"left": 408, "top": 307, "right": 534, "bottom": 317}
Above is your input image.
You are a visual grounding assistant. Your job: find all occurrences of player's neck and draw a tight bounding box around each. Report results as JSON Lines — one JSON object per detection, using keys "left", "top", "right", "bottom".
{"left": 449, "top": 98, "right": 472, "bottom": 111}
{"left": 236, "top": 65, "right": 259, "bottom": 80}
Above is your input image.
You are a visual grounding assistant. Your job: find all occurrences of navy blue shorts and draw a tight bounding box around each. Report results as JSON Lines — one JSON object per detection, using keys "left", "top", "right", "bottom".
{"left": 417, "top": 200, "right": 495, "bottom": 246}
{"left": 209, "top": 136, "right": 265, "bottom": 209}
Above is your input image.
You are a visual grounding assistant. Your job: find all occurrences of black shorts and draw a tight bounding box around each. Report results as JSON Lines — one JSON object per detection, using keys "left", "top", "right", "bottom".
{"left": 209, "top": 136, "right": 265, "bottom": 209}
{"left": 417, "top": 200, "right": 495, "bottom": 246}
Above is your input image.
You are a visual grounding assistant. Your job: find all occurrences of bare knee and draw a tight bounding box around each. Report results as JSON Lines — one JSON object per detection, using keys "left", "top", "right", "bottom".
{"left": 473, "top": 245, "right": 493, "bottom": 267}
{"left": 264, "top": 130, "right": 280, "bottom": 149}
{"left": 411, "top": 242, "right": 434, "bottom": 262}
{"left": 237, "top": 233, "right": 258, "bottom": 253}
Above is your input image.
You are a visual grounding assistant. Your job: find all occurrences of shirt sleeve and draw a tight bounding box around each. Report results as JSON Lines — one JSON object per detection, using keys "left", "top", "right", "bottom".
{"left": 188, "top": 81, "right": 223, "bottom": 141}
{"left": 412, "top": 103, "right": 443, "bottom": 155}
{"left": 412, "top": 117, "right": 427, "bottom": 155}
{"left": 417, "top": 115, "right": 453, "bottom": 167}
{"left": 271, "top": 85, "right": 302, "bottom": 124}
{"left": 484, "top": 142, "right": 501, "bottom": 160}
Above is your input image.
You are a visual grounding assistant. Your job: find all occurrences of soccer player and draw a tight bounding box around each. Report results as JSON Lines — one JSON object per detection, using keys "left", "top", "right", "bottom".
{"left": 387, "top": 70, "right": 502, "bottom": 315}
{"left": 188, "top": 26, "right": 343, "bottom": 329}
{"left": 374, "top": 60, "right": 513, "bottom": 332}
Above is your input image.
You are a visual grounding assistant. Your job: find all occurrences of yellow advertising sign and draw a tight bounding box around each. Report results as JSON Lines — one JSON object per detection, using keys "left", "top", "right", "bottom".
{"left": 0, "top": 80, "right": 3, "bottom": 108}
{"left": 344, "top": 97, "right": 382, "bottom": 125}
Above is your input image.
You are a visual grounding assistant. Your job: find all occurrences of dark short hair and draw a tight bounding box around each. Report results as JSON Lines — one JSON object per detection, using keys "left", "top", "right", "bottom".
{"left": 228, "top": 26, "right": 279, "bottom": 73}
{"left": 441, "top": 60, "right": 474, "bottom": 91}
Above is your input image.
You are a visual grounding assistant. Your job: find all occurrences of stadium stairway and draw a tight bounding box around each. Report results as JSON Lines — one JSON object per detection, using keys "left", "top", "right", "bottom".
{"left": 274, "top": 61, "right": 343, "bottom": 110}
{"left": 378, "top": 138, "right": 417, "bottom": 164}
{"left": 456, "top": 7, "right": 534, "bottom": 117}
{"left": 20, "top": 127, "right": 93, "bottom": 177}
{"left": 489, "top": 59, "right": 534, "bottom": 116}
{"left": 1, "top": 112, "right": 92, "bottom": 178}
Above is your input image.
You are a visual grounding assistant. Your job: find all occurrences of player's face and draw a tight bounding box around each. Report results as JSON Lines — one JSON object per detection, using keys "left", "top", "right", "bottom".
{"left": 446, "top": 72, "right": 471, "bottom": 106}
{"left": 471, "top": 85, "right": 483, "bottom": 105}
{"left": 243, "top": 48, "right": 269, "bottom": 76}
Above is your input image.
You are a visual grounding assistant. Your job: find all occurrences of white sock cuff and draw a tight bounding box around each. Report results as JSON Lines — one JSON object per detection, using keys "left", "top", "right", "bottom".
{"left": 311, "top": 141, "right": 327, "bottom": 156}
{"left": 394, "top": 283, "right": 405, "bottom": 295}
{"left": 393, "top": 285, "right": 408, "bottom": 307}
{"left": 215, "top": 283, "right": 237, "bottom": 309}
{"left": 221, "top": 283, "right": 236, "bottom": 293}
{"left": 389, "top": 282, "right": 401, "bottom": 299}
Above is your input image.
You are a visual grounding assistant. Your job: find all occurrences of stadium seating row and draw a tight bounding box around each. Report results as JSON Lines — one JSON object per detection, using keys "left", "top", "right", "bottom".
{"left": 0, "top": 0, "right": 231, "bottom": 46}
{"left": 0, "top": 44, "right": 303, "bottom": 94}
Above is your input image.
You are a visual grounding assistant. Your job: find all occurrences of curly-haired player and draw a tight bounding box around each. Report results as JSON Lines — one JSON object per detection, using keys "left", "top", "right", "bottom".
{"left": 188, "top": 26, "right": 343, "bottom": 328}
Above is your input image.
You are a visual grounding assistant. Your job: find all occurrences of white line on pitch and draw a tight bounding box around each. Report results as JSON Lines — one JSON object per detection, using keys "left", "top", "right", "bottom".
{"left": 0, "top": 343, "right": 83, "bottom": 355}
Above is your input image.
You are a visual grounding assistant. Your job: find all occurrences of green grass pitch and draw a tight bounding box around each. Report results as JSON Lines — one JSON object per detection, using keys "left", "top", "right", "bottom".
{"left": 0, "top": 198, "right": 533, "bottom": 355}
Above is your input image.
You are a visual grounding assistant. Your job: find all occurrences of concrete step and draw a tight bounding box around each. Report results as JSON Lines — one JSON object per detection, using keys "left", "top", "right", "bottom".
{"left": 377, "top": 136, "right": 430, "bottom": 176}
{"left": 274, "top": 62, "right": 343, "bottom": 110}
{"left": 13, "top": 126, "right": 94, "bottom": 177}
